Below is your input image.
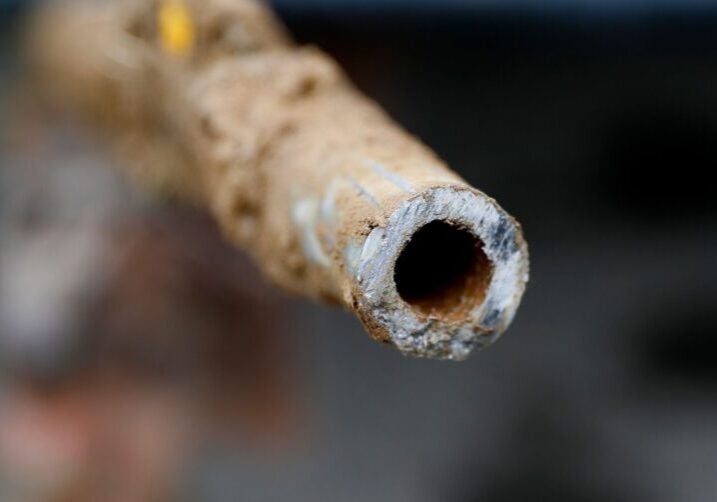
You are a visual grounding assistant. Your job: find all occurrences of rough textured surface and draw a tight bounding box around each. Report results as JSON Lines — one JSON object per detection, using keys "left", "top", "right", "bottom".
{"left": 354, "top": 187, "right": 527, "bottom": 359}
{"left": 29, "top": 0, "right": 529, "bottom": 359}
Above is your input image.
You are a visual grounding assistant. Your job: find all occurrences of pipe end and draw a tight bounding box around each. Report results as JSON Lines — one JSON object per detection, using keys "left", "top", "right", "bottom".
{"left": 353, "top": 185, "right": 529, "bottom": 360}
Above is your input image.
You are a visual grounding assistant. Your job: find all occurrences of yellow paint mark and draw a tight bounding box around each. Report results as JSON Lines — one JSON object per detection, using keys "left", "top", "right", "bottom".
{"left": 158, "top": 0, "right": 195, "bottom": 57}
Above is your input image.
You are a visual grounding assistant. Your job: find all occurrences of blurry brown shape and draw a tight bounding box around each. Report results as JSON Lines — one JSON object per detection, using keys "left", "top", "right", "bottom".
{"left": 97, "top": 208, "right": 298, "bottom": 442}
{"left": 0, "top": 381, "right": 193, "bottom": 502}
{"left": 0, "top": 160, "right": 301, "bottom": 500}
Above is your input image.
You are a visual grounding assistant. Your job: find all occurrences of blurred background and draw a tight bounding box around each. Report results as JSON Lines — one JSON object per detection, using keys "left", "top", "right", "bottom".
{"left": 1, "top": 0, "right": 717, "bottom": 501}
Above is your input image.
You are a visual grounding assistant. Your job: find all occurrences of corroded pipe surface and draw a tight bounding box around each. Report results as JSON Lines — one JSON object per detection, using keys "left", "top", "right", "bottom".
{"left": 29, "top": 0, "right": 529, "bottom": 359}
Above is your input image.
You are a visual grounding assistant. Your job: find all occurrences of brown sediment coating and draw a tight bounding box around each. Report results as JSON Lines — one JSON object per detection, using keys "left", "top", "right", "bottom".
{"left": 29, "top": 0, "right": 529, "bottom": 359}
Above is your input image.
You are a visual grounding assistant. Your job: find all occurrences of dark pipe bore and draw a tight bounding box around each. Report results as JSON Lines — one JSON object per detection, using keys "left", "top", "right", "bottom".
{"left": 394, "top": 220, "right": 492, "bottom": 320}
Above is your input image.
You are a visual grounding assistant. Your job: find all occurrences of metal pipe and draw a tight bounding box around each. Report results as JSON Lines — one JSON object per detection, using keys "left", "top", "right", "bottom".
{"left": 29, "top": 0, "right": 529, "bottom": 359}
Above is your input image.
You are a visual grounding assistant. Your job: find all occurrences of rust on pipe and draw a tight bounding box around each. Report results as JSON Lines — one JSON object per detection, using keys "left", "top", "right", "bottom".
{"left": 29, "top": 0, "right": 529, "bottom": 359}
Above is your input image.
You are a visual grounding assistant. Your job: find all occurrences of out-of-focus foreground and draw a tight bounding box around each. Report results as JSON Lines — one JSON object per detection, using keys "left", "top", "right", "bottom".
{"left": 1, "top": 1, "right": 717, "bottom": 501}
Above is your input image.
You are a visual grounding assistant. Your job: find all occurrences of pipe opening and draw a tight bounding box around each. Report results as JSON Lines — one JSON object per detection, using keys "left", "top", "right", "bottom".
{"left": 394, "top": 220, "right": 492, "bottom": 320}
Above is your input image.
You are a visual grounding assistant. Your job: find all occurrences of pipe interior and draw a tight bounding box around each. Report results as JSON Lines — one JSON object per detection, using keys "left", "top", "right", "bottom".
{"left": 393, "top": 220, "right": 492, "bottom": 320}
